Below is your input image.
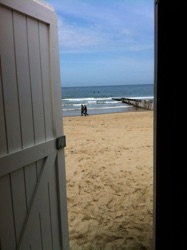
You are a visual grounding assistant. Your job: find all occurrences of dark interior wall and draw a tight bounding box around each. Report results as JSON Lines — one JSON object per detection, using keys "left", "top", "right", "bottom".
{"left": 154, "top": 2, "right": 187, "bottom": 249}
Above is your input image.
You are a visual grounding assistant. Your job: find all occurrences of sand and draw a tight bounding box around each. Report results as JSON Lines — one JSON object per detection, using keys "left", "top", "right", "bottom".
{"left": 63, "top": 111, "right": 153, "bottom": 250}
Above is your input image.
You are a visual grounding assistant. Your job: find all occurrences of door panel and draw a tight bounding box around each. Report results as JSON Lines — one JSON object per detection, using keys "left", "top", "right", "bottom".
{"left": 0, "top": 1, "right": 69, "bottom": 249}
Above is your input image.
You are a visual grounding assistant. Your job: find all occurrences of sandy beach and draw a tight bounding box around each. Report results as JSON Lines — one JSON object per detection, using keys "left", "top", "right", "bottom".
{"left": 63, "top": 111, "right": 153, "bottom": 250}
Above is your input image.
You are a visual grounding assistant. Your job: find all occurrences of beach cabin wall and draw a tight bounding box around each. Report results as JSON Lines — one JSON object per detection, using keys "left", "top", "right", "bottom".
{"left": 0, "top": 0, "right": 69, "bottom": 249}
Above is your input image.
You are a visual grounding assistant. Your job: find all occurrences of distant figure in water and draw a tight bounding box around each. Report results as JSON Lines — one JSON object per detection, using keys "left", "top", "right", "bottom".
{"left": 84, "top": 105, "right": 89, "bottom": 116}
{"left": 81, "top": 104, "right": 84, "bottom": 116}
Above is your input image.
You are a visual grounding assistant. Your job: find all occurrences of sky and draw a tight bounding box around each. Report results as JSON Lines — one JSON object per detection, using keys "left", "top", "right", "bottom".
{"left": 44, "top": 0, "right": 154, "bottom": 87}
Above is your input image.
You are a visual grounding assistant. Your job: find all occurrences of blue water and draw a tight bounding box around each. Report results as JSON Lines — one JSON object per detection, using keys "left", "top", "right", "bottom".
{"left": 61, "top": 84, "right": 154, "bottom": 117}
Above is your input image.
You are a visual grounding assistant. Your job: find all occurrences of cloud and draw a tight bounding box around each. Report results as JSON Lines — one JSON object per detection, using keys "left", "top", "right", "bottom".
{"left": 44, "top": 0, "right": 154, "bottom": 86}
{"left": 52, "top": 1, "right": 154, "bottom": 54}
{"left": 57, "top": 17, "right": 107, "bottom": 50}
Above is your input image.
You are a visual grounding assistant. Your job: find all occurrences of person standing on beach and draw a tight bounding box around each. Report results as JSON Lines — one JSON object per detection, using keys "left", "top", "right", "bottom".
{"left": 84, "top": 105, "right": 89, "bottom": 116}
{"left": 81, "top": 104, "right": 84, "bottom": 116}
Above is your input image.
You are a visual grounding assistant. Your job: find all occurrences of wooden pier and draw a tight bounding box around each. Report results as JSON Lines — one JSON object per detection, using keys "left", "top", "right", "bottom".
{"left": 113, "top": 98, "right": 154, "bottom": 111}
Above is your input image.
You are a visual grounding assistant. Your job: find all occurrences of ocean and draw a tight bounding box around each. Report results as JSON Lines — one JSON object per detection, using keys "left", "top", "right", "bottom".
{"left": 61, "top": 84, "right": 154, "bottom": 117}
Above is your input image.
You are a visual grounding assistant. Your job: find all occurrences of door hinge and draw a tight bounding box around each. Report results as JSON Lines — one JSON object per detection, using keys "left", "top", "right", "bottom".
{"left": 56, "top": 135, "right": 66, "bottom": 150}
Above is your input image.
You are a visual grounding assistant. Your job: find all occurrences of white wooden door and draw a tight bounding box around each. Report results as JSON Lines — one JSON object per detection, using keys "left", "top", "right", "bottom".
{"left": 0, "top": 1, "right": 69, "bottom": 249}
